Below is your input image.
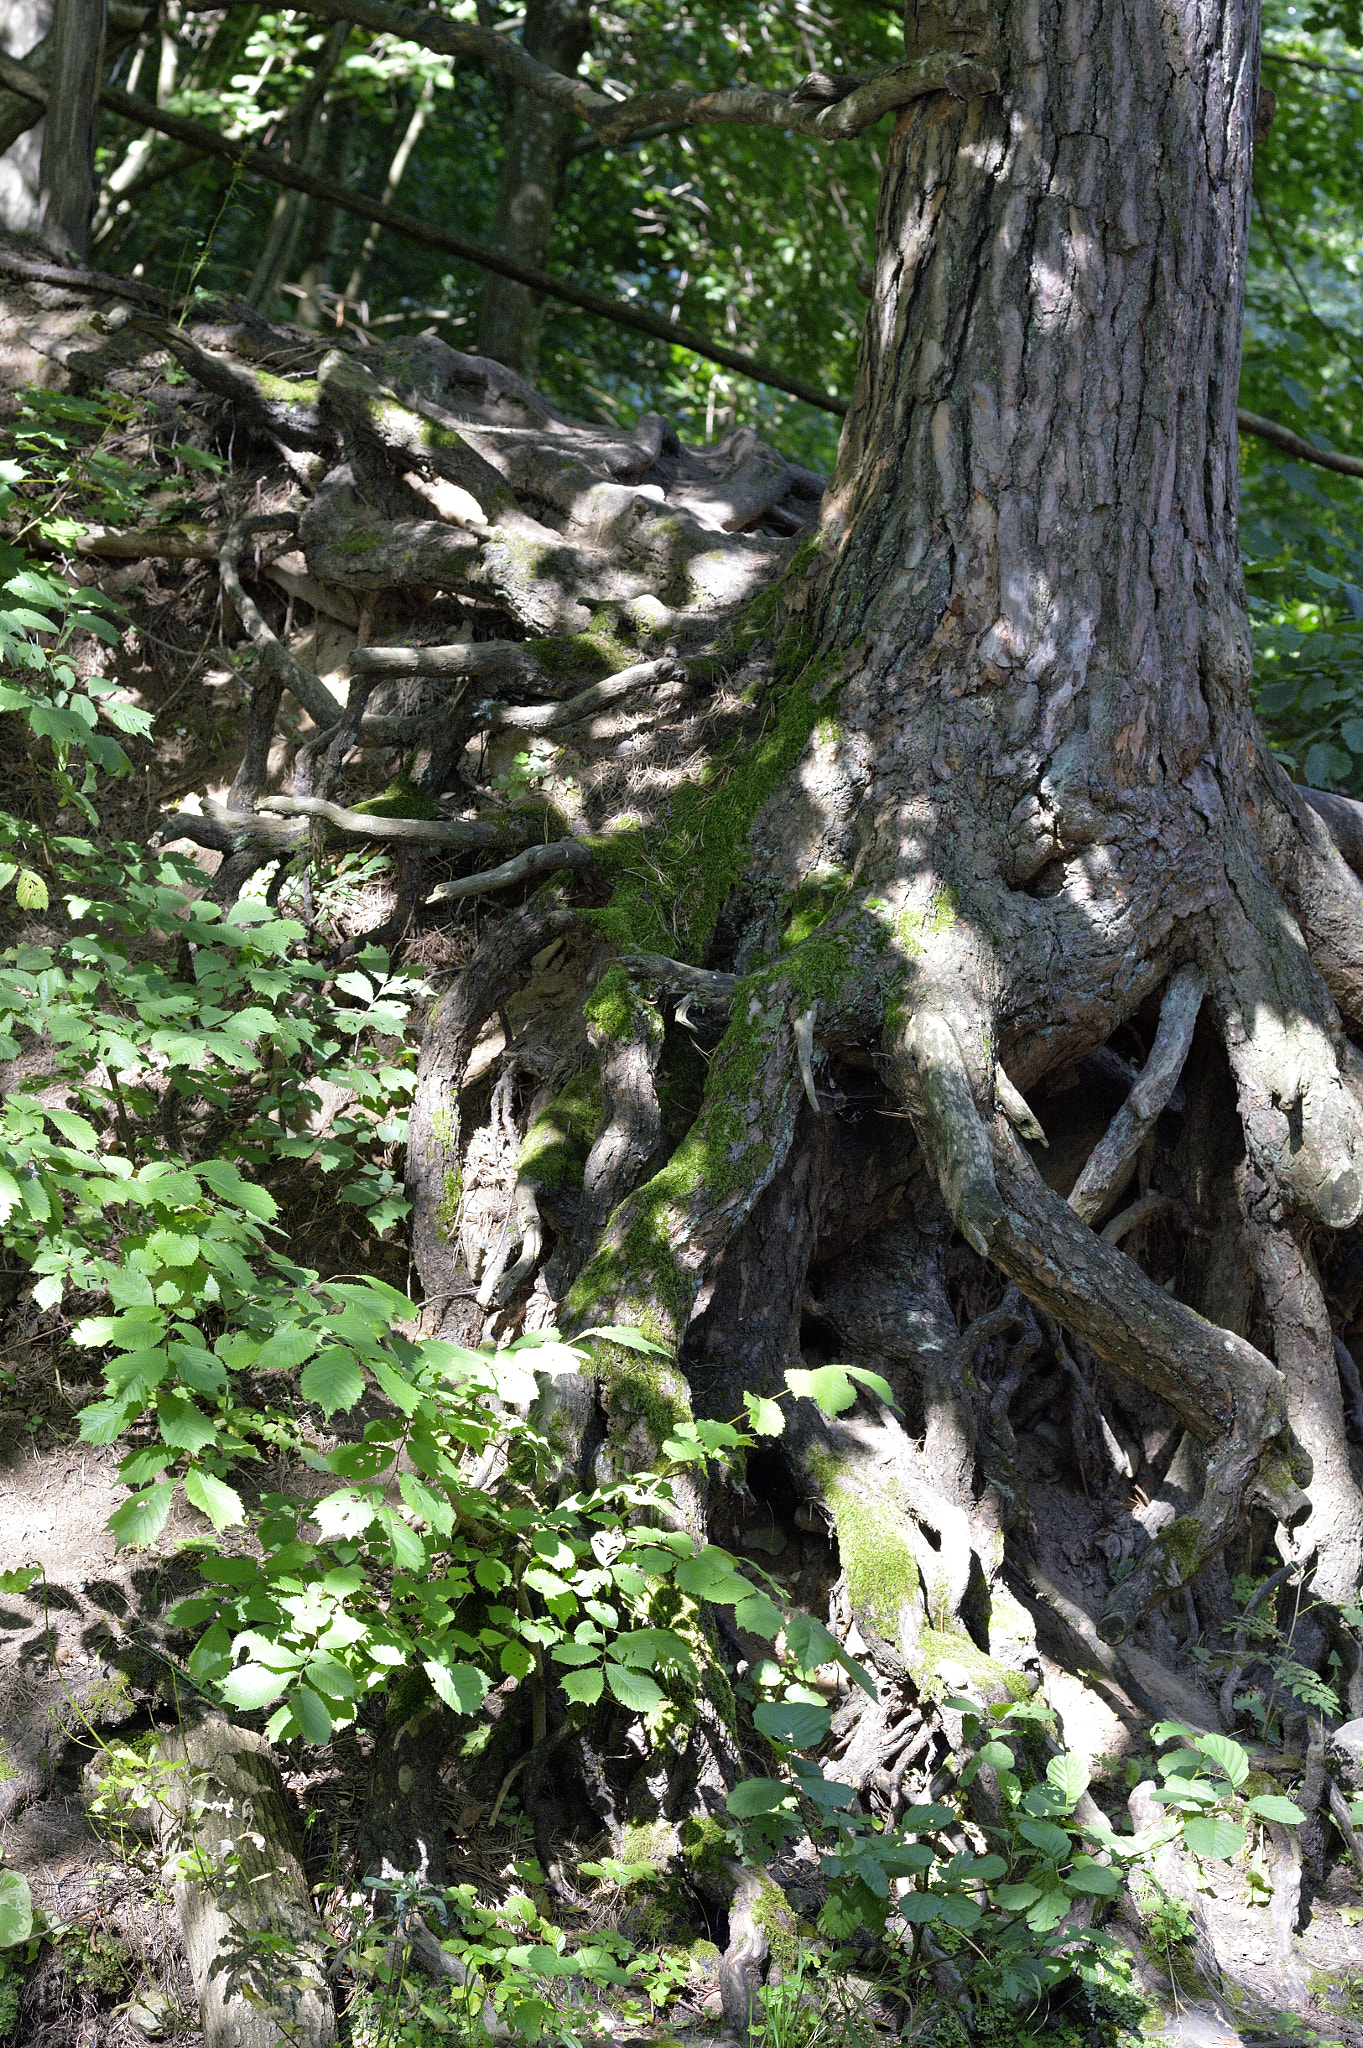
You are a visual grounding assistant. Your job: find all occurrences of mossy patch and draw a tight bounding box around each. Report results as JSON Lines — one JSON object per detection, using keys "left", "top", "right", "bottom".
{"left": 351, "top": 774, "right": 437, "bottom": 822}
{"left": 679, "top": 1814, "right": 731, "bottom": 1878}
{"left": 517, "top": 1070, "right": 601, "bottom": 1191}
{"left": 1158, "top": 1515, "right": 1203, "bottom": 1581}
{"left": 583, "top": 621, "right": 842, "bottom": 963}
{"left": 914, "top": 1625, "right": 1033, "bottom": 1703}
{"left": 527, "top": 607, "right": 638, "bottom": 684}
{"left": 254, "top": 372, "right": 320, "bottom": 406}
{"left": 813, "top": 1461, "right": 920, "bottom": 1640}
{"left": 780, "top": 869, "right": 853, "bottom": 950}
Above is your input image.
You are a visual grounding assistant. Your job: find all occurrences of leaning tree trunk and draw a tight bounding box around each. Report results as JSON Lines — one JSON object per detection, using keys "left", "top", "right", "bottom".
{"left": 476, "top": 0, "right": 591, "bottom": 377}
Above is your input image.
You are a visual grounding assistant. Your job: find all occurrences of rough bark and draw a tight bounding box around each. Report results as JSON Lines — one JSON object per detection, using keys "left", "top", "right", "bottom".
{"left": 157, "top": 1715, "right": 335, "bottom": 2048}
{"left": 37, "top": 0, "right": 105, "bottom": 258}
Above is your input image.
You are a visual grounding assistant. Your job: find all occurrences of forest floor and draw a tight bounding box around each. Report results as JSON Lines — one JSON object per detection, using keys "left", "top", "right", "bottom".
{"left": 1, "top": 256, "right": 1363, "bottom": 2048}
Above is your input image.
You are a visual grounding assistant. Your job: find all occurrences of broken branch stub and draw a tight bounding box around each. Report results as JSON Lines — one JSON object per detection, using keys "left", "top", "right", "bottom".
{"left": 1068, "top": 965, "right": 1204, "bottom": 1224}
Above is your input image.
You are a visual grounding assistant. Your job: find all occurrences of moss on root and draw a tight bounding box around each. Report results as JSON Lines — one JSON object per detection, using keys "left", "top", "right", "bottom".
{"left": 913, "top": 1626, "right": 1034, "bottom": 1704}
{"left": 583, "top": 622, "right": 843, "bottom": 963}
{"left": 517, "top": 1070, "right": 601, "bottom": 1191}
{"left": 812, "top": 1461, "right": 920, "bottom": 1641}
{"left": 527, "top": 607, "right": 639, "bottom": 683}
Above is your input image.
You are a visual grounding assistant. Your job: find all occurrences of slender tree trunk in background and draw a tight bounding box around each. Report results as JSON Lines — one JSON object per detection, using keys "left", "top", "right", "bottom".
{"left": 38, "top": 0, "right": 106, "bottom": 258}
{"left": 476, "top": 0, "right": 590, "bottom": 378}
{"left": 343, "top": 71, "right": 434, "bottom": 307}
{"left": 245, "top": 17, "right": 349, "bottom": 313}
{"left": 0, "top": 0, "right": 53, "bottom": 233}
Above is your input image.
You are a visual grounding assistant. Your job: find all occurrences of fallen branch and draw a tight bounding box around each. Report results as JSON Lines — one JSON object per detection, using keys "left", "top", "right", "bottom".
{"left": 618, "top": 954, "right": 740, "bottom": 1009}
{"left": 257, "top": 793, "right": 518, "bottom": 851}
{"left": 424, "top": 838, "right": 595, "bottom": 905}
{"left": 218, "top": 513, "right": 347, "bottom": 732}
{"left": 475, "top": 658, "right": 682, "bottom": 732}
{"left": 348, "top": 641, "right": 562, "bottom": 694}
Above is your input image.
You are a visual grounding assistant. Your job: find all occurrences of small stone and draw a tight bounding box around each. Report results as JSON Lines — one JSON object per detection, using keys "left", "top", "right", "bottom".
{"left": 1330, "top": 1717, "right": 1363, "bottom": 1788}
{"left": 122, "top": 1994, "right": 169, "bottom": 2038}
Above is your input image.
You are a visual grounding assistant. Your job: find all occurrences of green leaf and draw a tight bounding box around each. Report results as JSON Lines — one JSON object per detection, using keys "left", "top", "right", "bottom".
{"left": 563, "top": 1668, "right": 604, "bottom": 1705}
{"left": 107, "top": 1483, "right": 175, "bottom": 1550}
{"left": 1194, "top": 1733, "right": 1249, "bottom": 1789}
{"left": 1046, "top": 1752, "right": 1091, "bottom": 1806}
{"left": 898, "top": 1892, "right": 945, "bottom": 1924}
{"left": 899, "top": 1803, "right": 957, "bottom": 1832}
{"left": 0, "top": 1166, "right": 22, "bottom": 1223}
{"left": 289, "top": 1684, "right": 334, "bottom": 1744}
{"left": 727, "top": 1778, "right": 792, "bottom": 1818}
{"left": 577, "top": 1323, "right": 671, "bottom": 1356}
{"left": 754, "top": 1700, "right": 833, "bottom": 1749}
{"left": 1245, "top": 1794, "right": 1307, "bottom": 1826}
{"left": 219, "top": 1662, "right": 288, "bottom": 1710}
{"left": 423, "top": 1659, "right": 490, "bottom": 1716}
{"left": 146, "top": 1228, "right": 200, "bottom": 1268}
{"left": 256, "top": 1325, "right": 321, "bottom": 1374}
{"left": 674, "top": 1549, "right": 751, "bottom": 1603}
{"left": 735, "top": 1591, "right": 784, "bottom": 1640}
{"left": 744, "top": 1395, "right": 786, "bottom": 1436}
{"left": 0, "top": 1869, "right": 34, "bottom": 1948}
{"left": 992, "top": 1882, "right": 1042, "bottom": 1912}
{"left": 784, "top": 1364, "right": 858, "bottom": 1415}
{"left": 300, "top": 1348, "right": 364, "bottom": 1416}
{"left": 1065, "top": 1857, "right": 1121, "bottom": 1896}
{"left": 1181, "top": 1814, "right": 1247, "bottom": 1860}
{"left": 604, "top": 1664, "right": 665, "bottom": 1711}
{"left": 14, "top": 869, "right": 48, "bottom": 911}
{"left": 0, "top": 1567, "right": 38, "bottom": 1595}
{"left": 156, "top": 1390, "right": 217, "bottom": 1454}
{"left": 184, "top": 1468, "right": 244, "bottom": 1531}
{"left": 1017, "top": 1818, "right": 1071, "bottom": 1861}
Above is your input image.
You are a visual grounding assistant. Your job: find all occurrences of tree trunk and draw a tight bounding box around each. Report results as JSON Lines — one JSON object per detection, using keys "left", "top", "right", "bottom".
{"left": 476, "top": 0, "right": 591, "bottom": 378}
{"left": 37, "top": 0, "right": 105, "bottom": 259}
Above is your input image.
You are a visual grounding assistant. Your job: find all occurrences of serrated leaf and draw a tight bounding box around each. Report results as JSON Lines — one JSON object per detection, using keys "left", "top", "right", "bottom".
{"left": 300, "top": 1348, "right": 364, "bottom": 1415}
{"left": 156, "top": 1390, "right": 217, "bottom": 1453}
{"left": 898, "top": 1892, "right": 945, "bottom": 1924}
{"left": 14, "top": 870, "right": 48, "bottom": 912}
{"left": 1181, "top": 1813, "right": 1247, "bottom": 1860}
{"left": 1065, "top": 1857, "right": 1121, "bottom": 1895}
{"left": 219, "top": 1662, "right": 288, "bottom": 1710}
{"left": 744, "top": 1395, "right": 786, "bottom": 1436}
{"left": 107, "top": 1483, "right": 174, "bottom": 1550}
{"left": 0, "top": 1869, "right": 34, "bottom": 1948}
{"left": 563, "top": 1667, "right": 605, "bottom": 1705}
{"left": 784, "top": 1363, "right": 858, "bottom": 1415}
{"left": 577, "top": 1323, "right": 671, "bottom": 1356}
{"left": 604, "top": 1663, "right": 665, "bottom": 1711}
{"left": 184, "top": 1468, "right": 244, "bottom": 1530}
{"left": 1046, "top": 1752, "right": 1091, "bottom": 1805}
{"left": 1245, "top": 1794, "right": 1307, "bottom": 1825}
{"left": 423, "top": 1659, "right": 489, "bottom": 1715}
{"left": 289, "top": 1684, "right": 334, "bottom": 1744}
{"left": 727, "top": 1778, "right": 792, "bottom": 1818}
{"left": 754, "top": 1700, "right": 833, "bottom": 1749}
{"left": 992, "top": 1882, "right": 1042, "bottom": 1911}
{"left": 255, "top": 1324, "right": 321, "bottom": 1374}
{"left": 1017, "top": 1818, "right": 1071, "bottom": 1861}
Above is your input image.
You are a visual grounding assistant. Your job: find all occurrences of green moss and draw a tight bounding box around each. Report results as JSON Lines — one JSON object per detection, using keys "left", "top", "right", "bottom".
{"left": 329, "top": 530, "right": 383, "bottom": 556}
{"left": 526, "top": 608, "right": 637, "bottom": 685}
{"left": 679, "top": 1815, "right": 731, "bottom": 1878}
{"left": 914, "top": 1626, "right": 1033, "bottom": 1703}
{"left": 620, "top": 1818, "right": 680, "bottom": 1867}
{"left": 749, "top": 1871, "right": 799, "bottom": 1977}
{"left": 1159, "top": 1515, "right": 1203, "bottom": 1581}
{"left": 255, "top": 372, "right": 319, "bottom": 406}
{"left": 813, "top": 1464, "right": 920, "bottom": 1639}
{"left": 583, "top": 964, "right": 639, "bottom": 1043}
{"left": 781, "top": 870, "right": 853, "bottom": 951}
{"left": 0, "top": 1742, "right": 15, "bottom": 1785}
{"left": 582, "top": 622, "right": 842, "bottom": 963}
{"left": 594, "top": 1336, "right": 692, "bottom": 1446}
{"left": 517, "top": 1070, "right": 601, "bottom": 1191}
{"left": 352, "top": 774, "right": 437, "bottom": 822}
{"left": 436, "top": 1164, "right": 462, "bottom": 1235}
